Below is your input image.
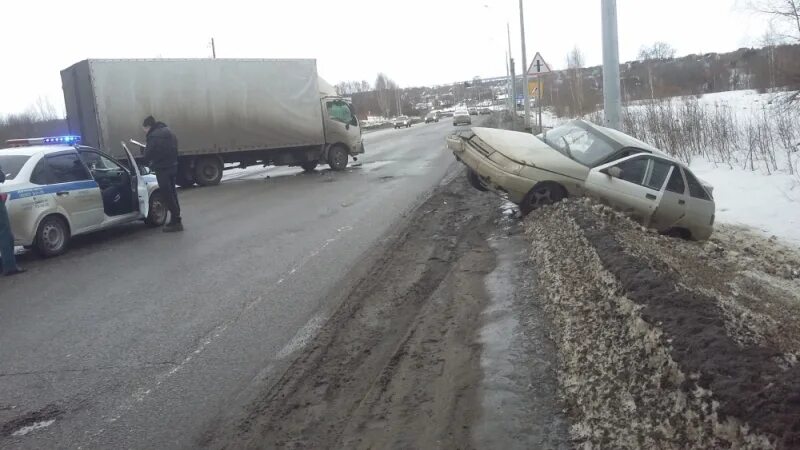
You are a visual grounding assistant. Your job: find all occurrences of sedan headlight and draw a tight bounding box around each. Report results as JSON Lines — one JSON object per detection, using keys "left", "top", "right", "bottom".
{"left": 489, "top": 152, "right": 524, "bottom": 174}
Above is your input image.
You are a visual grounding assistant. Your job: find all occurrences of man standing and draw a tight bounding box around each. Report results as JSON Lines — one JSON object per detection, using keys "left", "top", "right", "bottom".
{"left": 0, "top": 164, "right": 24, "bottom": 276}
{"left": 142, "top": 116, "right": 183, "bottom": 232}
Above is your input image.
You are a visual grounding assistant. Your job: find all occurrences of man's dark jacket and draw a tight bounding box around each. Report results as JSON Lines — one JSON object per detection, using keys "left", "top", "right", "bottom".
{"left": 144, "top": 122, "right": 179, "bottom": 171}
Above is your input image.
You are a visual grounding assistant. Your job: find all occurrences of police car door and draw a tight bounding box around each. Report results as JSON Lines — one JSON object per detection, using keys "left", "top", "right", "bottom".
{"left": 40, "top": 152, "right": 104, "bottom": 231}
{"left": 121, "top": 142, "right": 149, "bottom": 218}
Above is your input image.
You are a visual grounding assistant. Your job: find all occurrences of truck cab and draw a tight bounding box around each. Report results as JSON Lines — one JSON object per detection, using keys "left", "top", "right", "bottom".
{"left": 321, "top": 97, "right": 364, "bottom": 171}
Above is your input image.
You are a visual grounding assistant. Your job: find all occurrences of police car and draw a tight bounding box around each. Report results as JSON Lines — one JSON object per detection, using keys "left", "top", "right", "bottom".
{"left": 0, "top": 136, "right": 167, "bottom": 257}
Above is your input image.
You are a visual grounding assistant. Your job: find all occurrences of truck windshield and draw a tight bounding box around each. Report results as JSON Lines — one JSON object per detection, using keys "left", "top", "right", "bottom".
{"left": 0, "top": 155, "right": 31, "bottom": 180}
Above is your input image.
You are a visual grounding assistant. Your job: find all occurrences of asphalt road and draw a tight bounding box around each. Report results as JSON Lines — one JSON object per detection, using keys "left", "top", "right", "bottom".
{"left": 0, "top": 119, "right": 468, "bottom": 448}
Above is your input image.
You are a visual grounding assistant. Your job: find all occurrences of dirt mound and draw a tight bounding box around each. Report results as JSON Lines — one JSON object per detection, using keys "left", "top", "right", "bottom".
{"left": 525, "top": 198, "right": 800, "bottom": 449}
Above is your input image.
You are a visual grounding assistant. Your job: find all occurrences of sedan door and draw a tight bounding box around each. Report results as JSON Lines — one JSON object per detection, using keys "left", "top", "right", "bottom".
{"left": 37, "top": 152, "right": 104, "bottom": 232}
{"left": 584, "top": 155, "right": 671, "bottom": 226}
{"left": 650, "top": 164, "right": 689, "bottom": 232}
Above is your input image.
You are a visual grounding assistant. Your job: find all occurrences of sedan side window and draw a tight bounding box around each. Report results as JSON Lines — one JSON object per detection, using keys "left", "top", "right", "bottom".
{"left": 666, "top": 166, "right": 686, "bottom": 194}
{"left": 644, "top": 159, "right": 671, "bottom": 191}
{"left": 685, "top": 169, "right": 711, "bottom": 200}
{"left": 612, "top": 157, "right": 648, "bottom": 185}
{"left": 30, "top": 159, "right": 50, "bottom": 185}
{"left": 39, "top": 153, "right": 91, "bottom": 185}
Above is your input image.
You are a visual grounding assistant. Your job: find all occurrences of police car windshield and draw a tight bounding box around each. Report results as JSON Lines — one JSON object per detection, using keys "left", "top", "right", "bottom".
{"left": 0, "top": 155, "right": 31, "bottom": 180}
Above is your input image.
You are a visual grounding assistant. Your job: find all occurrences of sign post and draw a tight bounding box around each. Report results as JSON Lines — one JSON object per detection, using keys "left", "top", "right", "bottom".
{"left": 527, "top": 52, "right": 550, "bottom": 134}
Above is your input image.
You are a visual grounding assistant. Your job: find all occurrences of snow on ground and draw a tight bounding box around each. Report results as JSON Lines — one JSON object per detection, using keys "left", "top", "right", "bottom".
{"left": 691, "top": 158, "right": 800, "bottom": 246}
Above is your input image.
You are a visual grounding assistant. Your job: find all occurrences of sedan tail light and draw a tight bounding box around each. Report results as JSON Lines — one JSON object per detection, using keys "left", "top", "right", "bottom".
{"left": 0, "top": 193, "right": 7, "bottom": 203}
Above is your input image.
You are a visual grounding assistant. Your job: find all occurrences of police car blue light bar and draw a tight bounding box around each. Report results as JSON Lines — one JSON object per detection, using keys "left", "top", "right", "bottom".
{"left": 5, "top": 135, "right": 81, "bottom": 147}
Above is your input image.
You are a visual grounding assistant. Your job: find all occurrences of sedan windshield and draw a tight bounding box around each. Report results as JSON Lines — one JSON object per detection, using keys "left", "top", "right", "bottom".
{"left": 0, "top": 155, "right": 31, "bottom": 180}
{"left": 539, "top": 122, "right": 617, "bottom": 167}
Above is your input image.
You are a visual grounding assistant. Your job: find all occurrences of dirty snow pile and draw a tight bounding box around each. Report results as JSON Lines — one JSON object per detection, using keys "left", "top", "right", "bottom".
{"left": 525, "top": 198, "right": 800, "bottom": 449}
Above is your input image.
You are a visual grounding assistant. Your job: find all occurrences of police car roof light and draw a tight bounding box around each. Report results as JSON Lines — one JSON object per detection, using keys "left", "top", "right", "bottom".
{"left": 5, "top": 135, "right": 81, "bottom": 147}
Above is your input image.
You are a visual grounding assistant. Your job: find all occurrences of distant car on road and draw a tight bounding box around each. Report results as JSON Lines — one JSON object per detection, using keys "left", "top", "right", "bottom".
{"left": 424, "top": 111, "right": 440, "bottom": 123}
{"left": 453, "top": 109, "right": 472, "bottom": 126}
{"left": 468, "top": 107, "right": 478, "bottom": 116}
{"left": 447, "top": 120, "right": 716, "bottom": 240}
{"left": 394, "top": 116, "right": 412, "bottom": 128}
{"left": 479, "top": 107, "right": 492, "bottom": 115}
{"left": 0, "top": 136, "right": 167, "bottom": 257}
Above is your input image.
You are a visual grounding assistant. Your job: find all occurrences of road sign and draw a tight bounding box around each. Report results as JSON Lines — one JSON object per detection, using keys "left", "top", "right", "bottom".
{"left": 527, "top": 52, "right": 551, "bottom": 75}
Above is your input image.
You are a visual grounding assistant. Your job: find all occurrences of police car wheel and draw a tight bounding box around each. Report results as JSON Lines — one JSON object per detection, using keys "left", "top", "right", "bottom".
{"left": 35, "top": 215, "right": 70, "bottom": 257}
{"left": 145, "top": 191, "right": 168, "bottom": 227}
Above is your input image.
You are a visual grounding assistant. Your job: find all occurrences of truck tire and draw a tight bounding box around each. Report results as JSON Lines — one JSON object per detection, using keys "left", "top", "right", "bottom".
{"left": 35, "top": 215, "right": 70, "bottom": 257}
{"left": 194, "top": 156, "right": 223, "bottom": 186}
{"left": 328, "top": 146, "right": 349, "bottom": 171}
{"left": 300, "top": 161, "right": 319, "bottom": 172}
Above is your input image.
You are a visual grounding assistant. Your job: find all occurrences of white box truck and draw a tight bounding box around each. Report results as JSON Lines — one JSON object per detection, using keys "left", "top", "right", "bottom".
{"left": 61, "top": 59, "right": 364, "bottom": 186}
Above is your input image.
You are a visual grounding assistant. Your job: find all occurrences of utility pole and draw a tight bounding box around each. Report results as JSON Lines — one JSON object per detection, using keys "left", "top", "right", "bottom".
{"left": 601, "top": 0, "right": 621, "bottom": 129}
{"left": 211, "top": 38, "right": 216, "bottom": 59}
{"left": 507, "top": 23, "right": 515, "bottom": 112}
{"left": 519, "top": 0, "right": 531, "bottom": 131}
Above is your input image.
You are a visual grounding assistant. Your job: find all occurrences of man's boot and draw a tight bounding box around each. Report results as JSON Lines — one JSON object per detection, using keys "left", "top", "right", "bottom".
{"left": 163, "top": 217, "right": 184, "bottom": 233}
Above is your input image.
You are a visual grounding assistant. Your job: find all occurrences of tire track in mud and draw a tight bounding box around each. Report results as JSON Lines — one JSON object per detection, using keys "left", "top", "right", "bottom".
{"left": 207, "top": 172, "right": 500, "bottom": 449}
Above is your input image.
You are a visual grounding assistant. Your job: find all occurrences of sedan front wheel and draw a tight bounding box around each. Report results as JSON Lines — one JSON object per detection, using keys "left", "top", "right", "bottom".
{"left": 519, "top": 183, "right": 567, "bottom": 216}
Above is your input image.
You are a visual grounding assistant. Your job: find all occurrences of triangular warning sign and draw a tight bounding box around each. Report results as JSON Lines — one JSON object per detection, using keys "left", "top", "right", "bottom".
{"left": 527, "top": 52, "right": 551, "bottom": 75}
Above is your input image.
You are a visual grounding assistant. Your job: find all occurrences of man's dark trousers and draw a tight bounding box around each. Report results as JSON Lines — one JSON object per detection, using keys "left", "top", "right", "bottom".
{"left": 0, "top": 200, "right": 17, "bottom": 273}
{"left": 155, "top": 168, "right": 181, "bottom": 222}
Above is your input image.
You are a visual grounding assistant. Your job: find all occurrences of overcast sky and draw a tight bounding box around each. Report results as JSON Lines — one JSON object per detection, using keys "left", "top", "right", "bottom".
{"left": 0, "top": 0, "right": 771, "bottom": 115}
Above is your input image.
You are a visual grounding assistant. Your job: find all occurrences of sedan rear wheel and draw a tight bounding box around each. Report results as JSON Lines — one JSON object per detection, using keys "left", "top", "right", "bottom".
{"left": 519, "top": 183, "right": 567, "bottom": 216}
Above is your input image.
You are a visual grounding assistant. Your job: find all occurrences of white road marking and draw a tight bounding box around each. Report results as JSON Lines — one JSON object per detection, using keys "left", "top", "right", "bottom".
{"left": 12, "top": 420, "right": 56, "bottom": 436}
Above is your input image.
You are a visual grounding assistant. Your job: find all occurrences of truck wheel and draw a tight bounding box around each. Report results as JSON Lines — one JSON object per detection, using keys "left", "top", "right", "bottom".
{"left": 35, "top": 215, "right": 70, "bottom": 257}
{"left": 300, "top": 161, "right": 319, "bottom": 172}
{"left": 144, "top": 190, "right": 168, "bottom": 227}
{"left": 328, "top": 146, "right": 349, "bottom": 171}
{"left": 194, "top": 157, "right": 223, "bottom": 186}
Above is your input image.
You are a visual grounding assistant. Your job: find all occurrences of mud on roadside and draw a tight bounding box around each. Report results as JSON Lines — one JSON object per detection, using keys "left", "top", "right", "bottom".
{"left": 526, "top": 198, "right": 800, "bottom": 449}
{"left": 206, "top": 171, "right": 503, "bottom": 449}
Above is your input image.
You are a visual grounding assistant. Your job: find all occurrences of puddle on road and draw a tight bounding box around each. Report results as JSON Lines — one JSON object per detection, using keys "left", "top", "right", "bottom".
{"left": 474, "top": 210, "right": 570, "bottom": 450}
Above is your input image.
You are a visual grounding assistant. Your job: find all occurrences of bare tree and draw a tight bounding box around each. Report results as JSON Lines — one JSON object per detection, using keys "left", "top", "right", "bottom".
{"left": 638, "top": 42, "right": 677, "bottom": 61}
{"left": 375, "top": 73, "right": 398, "bottom": 117}
{"left": 750, "top": 0, "right": 800, "bottom": 41}
{"left": 566, "top": 46, "right": 585, "bottom": 116}
{"left": 750, "top": 0, "right": 800, "bottom": 103}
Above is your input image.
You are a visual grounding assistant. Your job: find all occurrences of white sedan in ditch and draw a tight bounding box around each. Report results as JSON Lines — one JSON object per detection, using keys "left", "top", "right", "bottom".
{"left": 447, "top": 120, "right": 716, "bottom": 240}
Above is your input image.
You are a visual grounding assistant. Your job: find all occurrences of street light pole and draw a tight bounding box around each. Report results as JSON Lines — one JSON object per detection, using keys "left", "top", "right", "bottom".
{"left": 519, "top": 0, "right": 531, "bottom": 131}
{"left": 601, "top": 0, "right": 622, "bottom": 129}
{"left": 507, "top": 23, "right": 514, "bottom": 112}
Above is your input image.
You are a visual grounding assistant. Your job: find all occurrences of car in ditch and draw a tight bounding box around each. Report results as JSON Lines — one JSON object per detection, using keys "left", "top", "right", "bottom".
{"left": 446, "top": 119, "right": 716, "bottom": 240}
{"left": 0, "top": 136, "right": 167, "bottom": 257}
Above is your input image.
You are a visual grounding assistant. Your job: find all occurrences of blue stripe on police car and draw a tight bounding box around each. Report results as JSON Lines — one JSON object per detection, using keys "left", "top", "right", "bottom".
{"left": 8, "top": 180, "right": 99, "bottom": 201}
